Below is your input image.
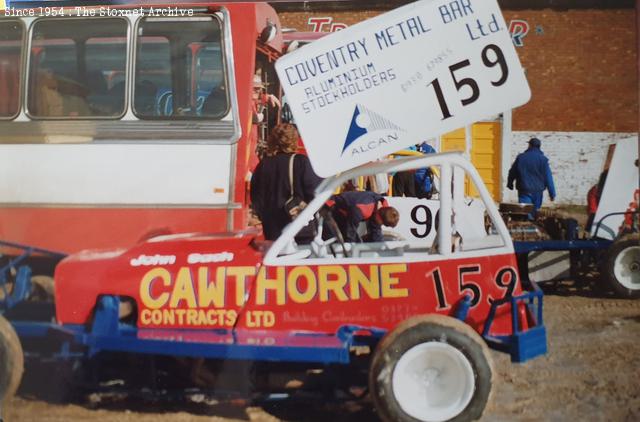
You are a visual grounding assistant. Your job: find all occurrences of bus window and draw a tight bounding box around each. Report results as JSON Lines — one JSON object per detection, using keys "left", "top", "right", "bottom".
{"left": 28, "top": 18, "right": 128, "bottom": 118}
{"left": 85, "top": 37, "right": 127, "bottom": 116}
{"left": 0, "top": 21, "right": 23, "bottom": 119}
{"left": 134, "top": 35, "right": 170, "bottom": 116}
{"left": 134, "top": 16, "right": 227, "bottom": 119}
{"left": 194, "top": 45, "right": 227, "bottom": 117}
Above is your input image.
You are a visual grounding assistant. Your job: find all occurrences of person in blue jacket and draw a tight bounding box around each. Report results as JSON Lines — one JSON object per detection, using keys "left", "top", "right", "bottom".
{"left": 507, "top": 137, "right": 556, "bottom": 213}
{"left": 414, "top": 142, "right": 437, "bottom": 199}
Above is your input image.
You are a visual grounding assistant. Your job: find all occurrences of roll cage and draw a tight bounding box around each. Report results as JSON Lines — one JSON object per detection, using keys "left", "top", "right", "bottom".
{"left": 265, "top": 152, "right": 514, "bottom": 265}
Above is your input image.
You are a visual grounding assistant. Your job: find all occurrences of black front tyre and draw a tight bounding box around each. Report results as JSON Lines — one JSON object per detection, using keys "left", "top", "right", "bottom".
{"left": 370, "top": 314, "right": 493, "bottom": 422}
{"left": 604, "top": 235, "right": 640, "bottom": 299}
{"left": 0, "top": 314, "right": 23, "bottom": 404}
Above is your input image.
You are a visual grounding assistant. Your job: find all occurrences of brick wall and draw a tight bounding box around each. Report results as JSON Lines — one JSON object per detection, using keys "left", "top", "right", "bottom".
{"left": 505, "top": 131, "right": 637, "bottom": 205}
{"left": 510, "top": 9, "right": 637, "bottom": 133}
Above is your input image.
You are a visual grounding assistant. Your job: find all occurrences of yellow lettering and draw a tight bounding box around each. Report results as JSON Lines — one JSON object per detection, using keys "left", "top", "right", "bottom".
{"left": 287, "top": 266, "right": 317, "bottom": 304}
{"left": 140, "top": 309, "right": 152, "bottom": 325}
{"left": 175, "top": 309, "right": 187, "bottom": 324}
{"left": 227, "top": 266, "right": 257, "bottom": 306}
{"left": 196, "top": 310, "right": 207, "bottom": 325}
{"left": 246, "top": 310, "right": 276, "bottom": 328}
{"left": 140, "top": 268, "right": 171, "bottom": 309}
{"left": 318, "top": 266, "right": 348, "bottom": 302}
{"left": 380, "top": 264, "right": 409, "bottom": 298}
{"left": 256, "top": 267, "right": 286, "bottom": 305}
{"left": 248, "top": 310, "right": 258, "bottom": 327}
{"left": 186, "top": 309, "right": 198, "bottom": 325}
{"left": 349, "top": 265, "right": 380, "bottom": 299}
{"left": 151, "top": 309, "right": 162, "bottom": 325}
{"left": 162, "top": 308, "right": 175, "bottom": 325}
{"left": 169, "top": 267, "right": 197, "bottom": 308}
{"left": 198, "top": 267, "right": 226, "bottom": 308}
{"left": 226, "top": 309, "right": 238, "bottom": 326}
{"left": 263, "top": 311, "right": 275, "bottom": 327}
{"left": 206, "top": 309, "right": 217, "bottom": 325}
{"left": 141, "top": 308, "right": 239, "bottom": 327}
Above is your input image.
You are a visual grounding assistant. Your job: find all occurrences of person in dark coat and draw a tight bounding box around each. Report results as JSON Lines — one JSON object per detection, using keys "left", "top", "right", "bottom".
{"left": 250, "top": 123, "right": 322, "bottom": 241}
{"left": 392, "top": 170, "right": 417, "bottom": 197}
{"left": 326, "top": 191, "right": 400, "bottom": 243}
{"left": 392, "top": 142, "right": 436, "bottom": 198}
{"left": 507, "top": 137, "right": 556, "bottom": 213}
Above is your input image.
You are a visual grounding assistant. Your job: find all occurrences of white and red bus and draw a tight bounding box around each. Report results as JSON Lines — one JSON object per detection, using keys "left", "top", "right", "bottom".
{"left": 0, "top": 1, "right": 285, "bottom": 253}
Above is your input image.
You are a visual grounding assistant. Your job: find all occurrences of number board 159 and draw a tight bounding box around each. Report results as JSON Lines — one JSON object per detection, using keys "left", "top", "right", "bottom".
{"left": 276, "top": 0, "right": 530, "bottom": 177}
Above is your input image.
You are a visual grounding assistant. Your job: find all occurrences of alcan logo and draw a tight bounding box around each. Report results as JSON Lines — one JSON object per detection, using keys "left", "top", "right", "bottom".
{"left": 342, "top": 104, "right": 404, "bottom": 156}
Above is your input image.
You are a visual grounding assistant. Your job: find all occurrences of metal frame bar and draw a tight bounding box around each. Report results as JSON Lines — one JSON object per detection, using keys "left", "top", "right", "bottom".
{"left": 0, "top": 240, "right": 66, "bottom": 310}
{"left": 592, "top": 210, "right": 640, "bottom": 239}
{"left": 482, "top": 280, "right": 547, "bottom": 363}
{"left": 513, "top": 239, "right": 612, "bottom": 254}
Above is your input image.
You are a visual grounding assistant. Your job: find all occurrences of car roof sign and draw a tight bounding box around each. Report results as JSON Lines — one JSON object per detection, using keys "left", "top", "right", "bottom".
{"left": 276, "top": 0, "right": 530, "bottom": 177}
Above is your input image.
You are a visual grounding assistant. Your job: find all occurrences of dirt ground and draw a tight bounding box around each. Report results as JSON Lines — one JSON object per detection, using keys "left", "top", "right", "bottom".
{"left": 3, "top": 279, "right": 639, "bottom": 422}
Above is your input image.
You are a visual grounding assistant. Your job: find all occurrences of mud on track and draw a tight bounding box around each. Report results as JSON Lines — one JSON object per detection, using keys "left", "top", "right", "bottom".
{"left": 4, "top": 292, "right": 640, "bottom": 422}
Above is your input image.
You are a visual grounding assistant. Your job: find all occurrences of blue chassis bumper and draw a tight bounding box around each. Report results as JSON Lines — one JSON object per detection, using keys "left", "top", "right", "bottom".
{"left": 481, "top": 281, "right": 547, "bottom": 362}
{"left": 514, "top": 239, "right": 612, "bottom": 254}
{"left": 9, "top": 290, "right": 547, "bottom": 365}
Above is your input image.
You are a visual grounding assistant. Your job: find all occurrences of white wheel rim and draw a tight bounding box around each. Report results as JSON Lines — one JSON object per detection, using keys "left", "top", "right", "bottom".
{"left": 392, "top": 342, "right": 475, "bottom": 422}
{"left": 614, "top": 245, "right": 640, "bottom": 290}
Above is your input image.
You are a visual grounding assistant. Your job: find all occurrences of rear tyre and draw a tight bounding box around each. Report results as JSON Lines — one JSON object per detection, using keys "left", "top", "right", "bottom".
{"left": 604, "top": 235, "right": 640, "bottom": 299}
{"left": 30, "top": 275, "right": 55, "bottom": 302}
{"left": 0, "top": 314, "right": 23, "bottom": 403}
{"left": 370, "top": 314, "right": 493, "bottom": 422}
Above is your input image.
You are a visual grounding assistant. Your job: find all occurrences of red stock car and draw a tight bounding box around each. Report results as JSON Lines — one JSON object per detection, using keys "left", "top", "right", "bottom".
{"left": 0, "top": 152, "right": 546, "bottom": 422}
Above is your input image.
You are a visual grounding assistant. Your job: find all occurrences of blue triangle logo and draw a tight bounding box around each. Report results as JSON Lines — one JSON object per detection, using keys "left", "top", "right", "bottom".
{"left": 342, "top": 106, "right": 368, "bottom": 153}
{"left": 341, "top": 105, "right": 404, "bottom": 155}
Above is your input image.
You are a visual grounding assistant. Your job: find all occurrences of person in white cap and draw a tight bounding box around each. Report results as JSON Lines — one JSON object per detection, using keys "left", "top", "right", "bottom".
{"left": 252, "top": 73, "right": 280, "bottom": 124}
{"left": 251, "top": 73, "right": 281, "bottom": 161}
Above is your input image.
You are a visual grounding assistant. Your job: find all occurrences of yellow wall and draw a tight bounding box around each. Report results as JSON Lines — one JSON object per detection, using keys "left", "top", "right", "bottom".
{"left": 441, "top": 122, "right": 502, "bottom": 201}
